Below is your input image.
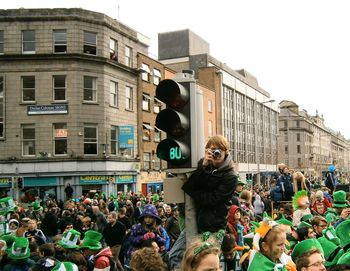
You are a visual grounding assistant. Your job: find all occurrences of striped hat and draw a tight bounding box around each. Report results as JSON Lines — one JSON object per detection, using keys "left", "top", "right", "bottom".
{"left": 6, "top": 237, "right": 30, "bottom": 260}
{"left": 52, "top": 262, "right": 79, "bottom": 271}
{"left": 0, "top": 197, "right": 17, "bottom": 215}
{"left": 0, "top": 222, "right": 10, "bottom": 236}
{"left": 58, "top": 229, "right": 81, "bottom": 249}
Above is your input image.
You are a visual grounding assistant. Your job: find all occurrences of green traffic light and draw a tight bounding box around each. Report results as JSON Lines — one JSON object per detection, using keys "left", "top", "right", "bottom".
{"left": 156, "top": 139, "right": 190, "bottom": 165}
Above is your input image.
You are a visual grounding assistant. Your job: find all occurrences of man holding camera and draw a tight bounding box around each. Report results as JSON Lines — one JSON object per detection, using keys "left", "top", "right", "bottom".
{"left": 182, "top": 135, "right": 238, "bottom": 233}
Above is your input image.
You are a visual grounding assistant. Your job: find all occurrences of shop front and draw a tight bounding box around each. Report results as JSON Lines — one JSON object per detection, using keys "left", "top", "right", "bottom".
{"left": 21, "top": 177, "right": 58, "bottom": 203}
{"left": 79, "top": 175, "right": 112, "bottom": 197}
{"left": 139, "top": 171, "right": 166, "bottom": 196}
{"left": 0, "top": 177, "right": 12, "bottom": 198}
{"left": 115, "top": 175, "right": 136, "bottom": 193}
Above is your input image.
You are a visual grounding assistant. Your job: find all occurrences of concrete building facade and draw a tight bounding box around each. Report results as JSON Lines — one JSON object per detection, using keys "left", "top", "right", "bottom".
{"left": 0, "top": 8, "right": 149, "bottom": 201}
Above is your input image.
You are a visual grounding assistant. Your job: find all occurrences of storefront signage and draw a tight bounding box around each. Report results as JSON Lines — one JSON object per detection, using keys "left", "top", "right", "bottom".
{"left": 140, "top": 171, "right": 166, "bottom": 182}
{"left": 27, "top": 104, "right": 68, "bottom": 115}
{"left": 119, "top": 125, "right": 134, "bottom": 148}
{"left": 79, "top": 175, "right": 115, "bottom": 185}
{"left": 117, "top": 175, "right": 134, "bottom": 183}
{"left": 0, "top": 177, "right": 12, "bottom": 187}
{"left": 25, "top": 177, "right": 58, "bottom": 187}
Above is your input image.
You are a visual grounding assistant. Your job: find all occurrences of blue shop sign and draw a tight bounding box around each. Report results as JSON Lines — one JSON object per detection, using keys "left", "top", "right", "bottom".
{"left": 25, "top": 177, "right": 58, "bottom": 186}
{"left": 119, "top": 125, "right": 134, "bottom": 148}
{"left": 0, "top": 177, "right": 12, "bottom": 187}
{"left": 117, "top": 175, "right": 134, "bottom": 184}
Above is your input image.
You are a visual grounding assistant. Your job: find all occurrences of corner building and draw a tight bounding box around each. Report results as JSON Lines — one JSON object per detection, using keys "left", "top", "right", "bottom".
{"left": 0, "top": 8, "right": 149, "bottom": 200}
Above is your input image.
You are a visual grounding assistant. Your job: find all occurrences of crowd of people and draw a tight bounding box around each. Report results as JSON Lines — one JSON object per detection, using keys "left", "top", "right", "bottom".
{"left": 0, "top": 135, "right": 349, "bottom": 271}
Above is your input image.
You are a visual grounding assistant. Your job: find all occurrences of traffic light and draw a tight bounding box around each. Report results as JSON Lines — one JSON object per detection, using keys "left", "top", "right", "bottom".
{"left": 17, "top": 177, "right": 24, "bottom": 189}
{"left": 155, "top": 71, "right": 196, "bottom": 169}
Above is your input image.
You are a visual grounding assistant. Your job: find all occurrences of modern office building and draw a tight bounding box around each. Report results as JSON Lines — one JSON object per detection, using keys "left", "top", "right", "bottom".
{"left": 0, "top": 8, "right": 150, "bottom": 200}
{"left": 158, "top": 29, "right": 279, "bottom": 183}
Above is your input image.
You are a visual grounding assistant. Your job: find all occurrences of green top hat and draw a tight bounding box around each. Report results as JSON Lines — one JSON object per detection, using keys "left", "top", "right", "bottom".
{"left": 0, "top": 197, "right": 17, "bottom": 215}
{"left": 275, "top": 215, "right": 293, "bottom": 227}
{"left": 52, "top": 262, "right": 79, "bottom": 271}
{"left": 80, "top": 230, "right": 102, "bottom": 250}
{"left": 338, "top": 251, "right": 350, "bottom": 265}
{"left": 32, "top": 201, "right": 43, "bottom": 212}
{"left": 322, "top": 226, "right": 340, "bottom": 246}
{"left": 291, "top": 239, "right": 324, "bottom": 262}
{"left": 332, "top": 191, "right": 348, "bottom": 208}
{"left": 335, "top": 219, "right": 350, "bottom": 248}
{"left": 297, "top": 221, "right": 312, "bottom": 230}
{"left": 58, "top": 229, "right": 81, "bottom": 249}
{"left": 109, "top": 193, "right": 116, "bottom": 199}
{"left": 317, "top": 237, "right": 344, "bottom": 267}
{"left": 0, "top": 233, "right": 15, "bottom": 247}
{"left": 6, "top": 237, "right": 30, "bottom": 260}
{"left": 300, "top": 214, "right": 313, "bottom": 223}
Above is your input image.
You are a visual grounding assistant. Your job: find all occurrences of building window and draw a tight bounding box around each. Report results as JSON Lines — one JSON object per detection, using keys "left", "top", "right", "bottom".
{"left": 125, "top": 46, "right": 132, "bottom": 67}
{"left": 284, "top": 120, "right": 288, "bottom": 128}
{"left": 153, "top": 69, "right": 161, "bottom": 85}
{"left": 0, "top": 76, "right": 3, "bottom": 137}
{"left": 208, "top": 120, "right": 213, "bottom": 137}
{"left": 142, "top": 93, "right": 150, "bottom": 111}
{"left": 208, "top": 100, "right": 213, "bottom": 113}
{"left": 22, "top": 30, "right": 35, "bottom": 54}
{"left": 53, "top": 30, "right": 67, "bottom": 53}
{"left": 111, "top": 126, "right": 119, "bottom": 155}
{"left": 125, "top": 86, "right": 133, "bottom": 110}
{"left": 284, "top": 132, "right": 288, "bottom": 142}
{"left": 154, "top": 98, "right": 162, "bottom": 113}
{"left": 297, "top": 145, "right": 301, "bottom": 154}
{"left": 54, "top": 123, "right": 67, "bottom": 155}
{"left": 22, "top": 76, "right": 35, "bottom": 102}
{"left": 284, "top": 145, "right": 288, "bottom": 154}
{"left": 141, "top": 63, "right": 150, "bottom": 81}
{"left": 53, "top": 75, "right": 66, "bottom": 101}
{"left": 143, "top": 152, "right": 151, "bottom": 170}
{"left": 154, "top": 156, "right": 161, "bottom": 170}
{"left": 296, "top": 133, "right": 300, "bottom": 142}
{"left": 83, "top": 31, "right": 97, "bottom": 55}
{"left": 84, "top": 76, "right": 97, "bottom": 102}
{"left": 297, "top": 158, "right": 302, "bottom": 167}
{"left": 142, "top": 123, "right": 153, "bottom": 141}
{"left": 84, "top": 124, "right": 97, "bottom": 155}
{"left": 110, "top": 81, "right": 118, "bottom": 107}
{"left": 22, "top": 124, "right": 35, "bottom": 156}
{"left": 296, "top": 120, "right": 300, "bottom": 128}
{"left": 0, "top": 30, "right": 3, "bottom": 54}
{"left": 110, "top": 38, "right": 118, "bottom": 60}
{"left": 154, "top": 127, "right": 161, "bottom": 143}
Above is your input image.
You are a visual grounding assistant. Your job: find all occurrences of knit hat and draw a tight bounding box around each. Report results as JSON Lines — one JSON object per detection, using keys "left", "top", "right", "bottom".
{"left": 52, "top": 262, "right": 79, "bottom": 271}
{"left": 335, "top": 219, "right": 350, "bottom": 248}
{"left": 322, "top": 226, "right": 340, "bottom": 246}
{"left": 6, "top": 237, "right": 30, "bottom": 260}
{"left": 138, "top": 204, "right": 162, "bottom": 224}
{"left": 0, "top": 197, "right": 17, "bottom": 215}
{"left": 58, "top": 229, "right": 81, "bottom": 249}
{"left": 337, "top": 251, "right": 350, "bottom": 265}
{"left": 221, "top": 234, "right": 237, "bottom": 253}
{"left": 80, "top": 230, "right": 102, "bottom": 250}
{"left": 291, "top": 239, "right": 324, "bottom": 262}
{"left": 32, "top": 201, "right": 43, "bottom": 212}
{"left": 317, "top": 237, "right": 344, "bottom": 267}
{"left": 332, "top": 191, "right": 348, "bottom": 208}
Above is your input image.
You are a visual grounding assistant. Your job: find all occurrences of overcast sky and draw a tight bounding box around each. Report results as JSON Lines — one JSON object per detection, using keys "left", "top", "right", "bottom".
{"left": 2, "top": 0, "right": 350, "bottom": 139}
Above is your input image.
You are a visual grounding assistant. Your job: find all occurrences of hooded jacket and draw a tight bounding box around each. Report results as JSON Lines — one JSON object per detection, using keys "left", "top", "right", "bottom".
{"left": 182, "top": 154, "right": 237, "bottom": 233}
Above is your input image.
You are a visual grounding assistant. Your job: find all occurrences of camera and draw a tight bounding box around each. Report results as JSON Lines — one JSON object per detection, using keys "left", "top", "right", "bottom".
{"left": 212, "top": 149, "right": 222, "bottom": 159}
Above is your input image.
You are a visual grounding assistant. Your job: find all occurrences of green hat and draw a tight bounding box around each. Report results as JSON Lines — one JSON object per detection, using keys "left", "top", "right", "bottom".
{"left": 276, "top": 214, "right": 293, "bottom": 227}
{"left": 80, "top": 230, "right": 102, "bottom": 250}
{"left": 109, "top": 193, "right": 116, "bottom": 199}
{"left": 335, "top": 219, "right": 350, "bottom": 248}
{"left": 322, "top": 226, "right": 340, "bottom": 246}
{"left": 0, "top": 233, "right": 15, "bottom": 247}
{"left": 317, "top": 237, "right": 344, "bottom": 267}
{"left": 0, "top": 197, "right": 17, "bottom": 215}
{"left": 32, "top": 201, "right": 43, "bottom": 212}
{"left": 152, "top": 193, "right": 160, "bottom": 202}
{"left": 0, "top": 222, "right": 9, "bottom": 236}
{"left": 338, "top": 251, "right": 350, "bottom": 265}
{"left": 6, "top": 237, "right": 30, "bottom": 260}
{"left": 332, "top": 191, "right": 348, "bottom": 208}
{"left": 297, "top": 221, "right": 312, "bottom": 230}
{"left": 58, "top": 229, "right": 81, "bottom": 249}
{"left": 52, "top": 262, "right": 79, "bottom": 271}
{"left": 237, "top": 177, "right": 247, "bottom": 186}
{"left": 291, "top": 239, "right": 324, "bottom": 262}
{"left": 300, "top": 214, "right": 313, "bottom": 223}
